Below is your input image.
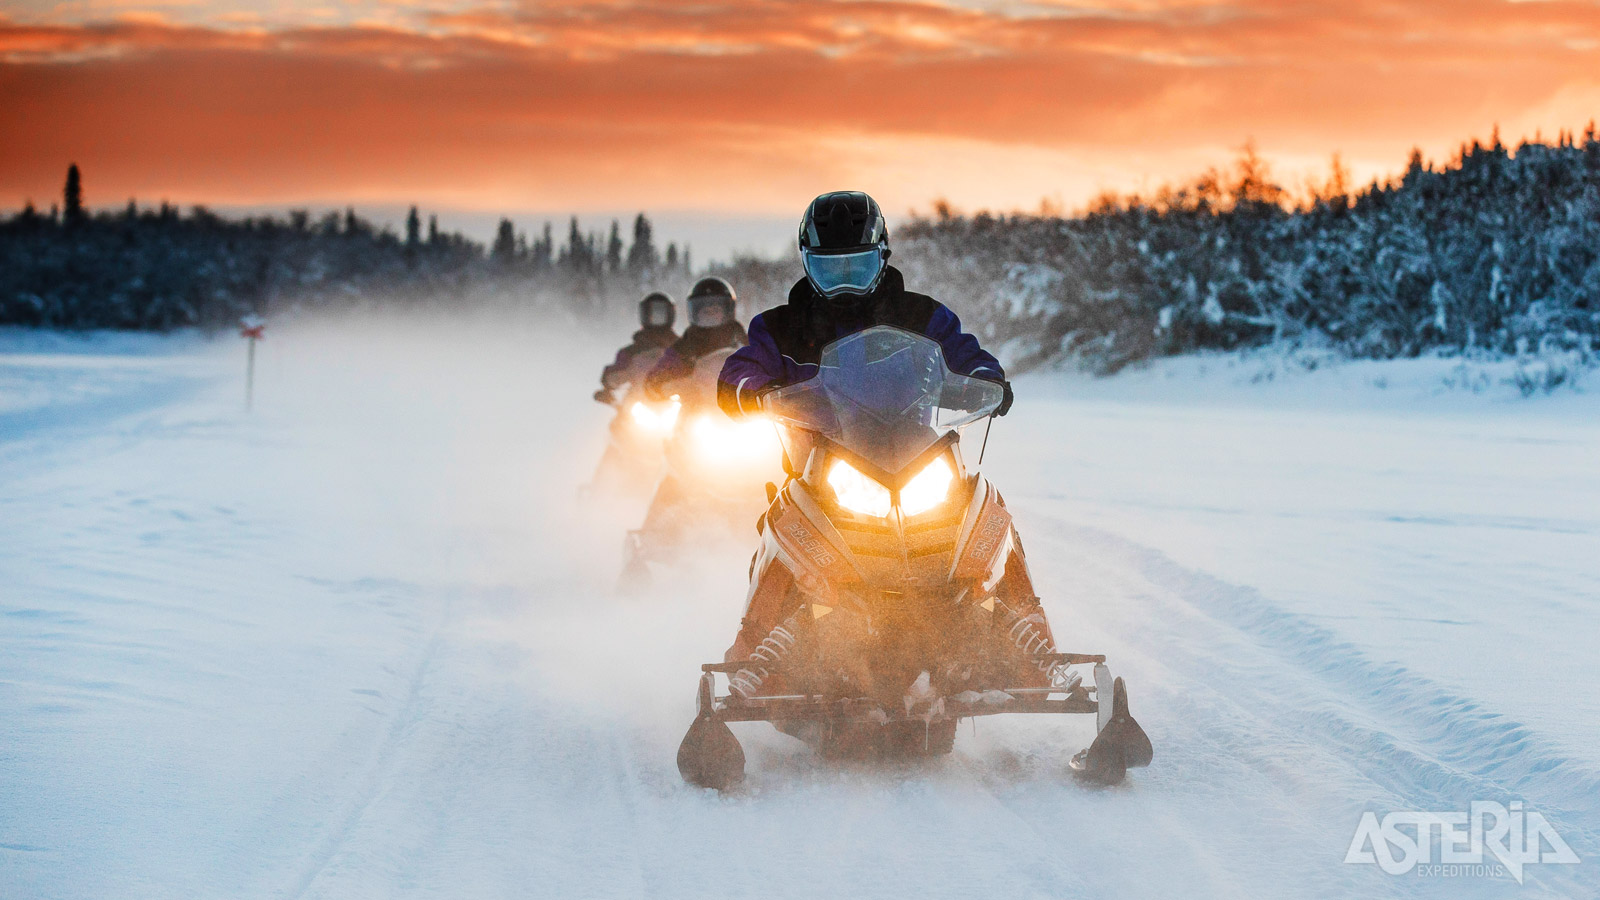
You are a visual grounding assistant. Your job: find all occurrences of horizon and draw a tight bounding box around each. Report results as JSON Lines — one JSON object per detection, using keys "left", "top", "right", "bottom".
{"left": 13, "top": 128, "right": 1592, "bottom": 265}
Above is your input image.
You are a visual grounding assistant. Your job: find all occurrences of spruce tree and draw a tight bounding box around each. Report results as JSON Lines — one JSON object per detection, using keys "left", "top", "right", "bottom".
{"left": 606, "top": 220, "right": 624, "bottom": 274}
{"left": 63, "top": 164, "right": 84, "bottom": 227}
{"left": 627, "top": 213, "right": 657, "bottom": 275}
{"left": 564, "top": 217, "right": 585, "bottom": 273}
{"left": 535, "top": 222, "right": 553, "bottom": 270}
{"left": 492, "top": 218, "right": 516, "bottom": 263}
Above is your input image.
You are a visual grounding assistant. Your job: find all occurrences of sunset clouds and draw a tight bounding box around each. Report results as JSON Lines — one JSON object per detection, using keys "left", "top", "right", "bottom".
{"left": 3, "top": 0, "right": 1599, "bottom": 219}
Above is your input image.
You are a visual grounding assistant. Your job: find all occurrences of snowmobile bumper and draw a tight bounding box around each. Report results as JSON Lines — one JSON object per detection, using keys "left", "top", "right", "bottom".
{"left": 677, "top": 654, "right": 1152, "bottom": 789}
{"left": 696, "top": 654, "right": 1102, "bottom": 721}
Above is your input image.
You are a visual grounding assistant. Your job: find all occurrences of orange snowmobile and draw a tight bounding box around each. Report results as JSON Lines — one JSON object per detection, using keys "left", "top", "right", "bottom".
{"left": 675, "top": 327, "right": 1152, "bottom": 787}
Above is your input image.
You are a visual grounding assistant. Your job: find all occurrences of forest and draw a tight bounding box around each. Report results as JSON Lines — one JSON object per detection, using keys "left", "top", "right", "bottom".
{"left": 6, "top": 129, "right": 1599, "bottom": 379}
{"left": 0, "top": 169, "right": 695, "bottom": 330}
{"left": 895, "top": 130, "right": 1600, "bottom": 374}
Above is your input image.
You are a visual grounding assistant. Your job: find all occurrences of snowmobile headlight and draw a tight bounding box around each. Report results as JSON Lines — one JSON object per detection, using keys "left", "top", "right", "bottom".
{"left": 629, "top": 397, "right": 680, "bottom": 434}
{"left": 899, "top": 456, "right": 954, "bottom": 517}
{"left": 827, "top": 459, "right": 891, "bottom": 518}
{"left": 690, "top": 414, "right": 779, "bottom": 464}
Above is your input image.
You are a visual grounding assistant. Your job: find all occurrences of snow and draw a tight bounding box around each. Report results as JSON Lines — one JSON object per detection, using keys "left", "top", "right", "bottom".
{"left": 2, "top": 321, "right": 1597, "bottom": 899}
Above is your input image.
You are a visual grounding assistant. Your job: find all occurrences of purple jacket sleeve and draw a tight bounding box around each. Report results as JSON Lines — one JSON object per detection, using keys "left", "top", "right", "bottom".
{"left": 716, "top": 314, "right": 784, "bottom": 417}
{"left": 927, "top": 305, "right": 1004, "bottom": 381}
{"left": 600, "top": 345, "right": 635, "bottom": 391}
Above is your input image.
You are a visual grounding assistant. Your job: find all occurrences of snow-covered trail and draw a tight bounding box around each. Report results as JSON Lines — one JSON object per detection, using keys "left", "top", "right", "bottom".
{"left": 2, "top": 321, "right": 1597, "bottom": 899}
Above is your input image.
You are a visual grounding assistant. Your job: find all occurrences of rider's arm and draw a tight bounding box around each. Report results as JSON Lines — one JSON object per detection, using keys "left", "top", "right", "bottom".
{"left": 717, "top": 314, "right": 783, "bottom": 418}
{"left": 599, "top": 344, "right": 636, "bottom": 393}
{"left": 926, "top": 303, "right": 1004, "bottom": 382}
{"left": 927, "top": 303, "right": 1012, "bottom": 415}
{"left": 642, "top": 346, "right": 693, "bottom": 401}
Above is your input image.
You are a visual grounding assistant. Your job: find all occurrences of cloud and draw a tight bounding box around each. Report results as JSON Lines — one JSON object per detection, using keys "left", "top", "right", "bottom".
{"left": 2, "top": 1, "right": 1598, "bottom": 216}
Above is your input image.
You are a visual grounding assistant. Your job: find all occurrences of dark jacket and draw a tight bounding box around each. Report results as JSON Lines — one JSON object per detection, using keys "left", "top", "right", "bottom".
{"left": 643, "top": 322, "right": 749, "bottom": 400}
{"left": 716, "top": 266, "right": 1002, "bottom": 416}
{"left": 600, "top": 326, "right": 679, "bottom": 392}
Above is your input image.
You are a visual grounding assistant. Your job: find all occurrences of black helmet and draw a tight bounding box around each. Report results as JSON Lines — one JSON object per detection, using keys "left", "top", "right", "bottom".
{"left": 798, "top": 191, "right": 890, "bottom": 302}
{"left": 639, "top": 291, "right": 675, "bottom": 328}
{"left": 686, "top": 277, "right": 737, "bottom": 328}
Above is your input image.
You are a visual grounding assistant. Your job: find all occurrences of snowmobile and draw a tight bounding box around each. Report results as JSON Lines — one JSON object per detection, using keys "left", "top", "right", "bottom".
{"left": 618, "top": 347, "right": 782, "bottom": 591}
{"left": 588, "top": 376, "right": 681, "bottom": 499}
{"left": 676, "top": 327, "right": 1152, "bottom": 787}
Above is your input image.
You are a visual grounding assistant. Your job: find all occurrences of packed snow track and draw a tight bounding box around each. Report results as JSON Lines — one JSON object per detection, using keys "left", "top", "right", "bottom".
{"left": 2, "top": 322, "right": 1597, "bottom": 899}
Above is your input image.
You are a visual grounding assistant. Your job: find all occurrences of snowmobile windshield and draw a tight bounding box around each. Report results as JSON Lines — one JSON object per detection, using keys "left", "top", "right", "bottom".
{"left": 766, "top": 326, "right": 1003, "bottom": 475}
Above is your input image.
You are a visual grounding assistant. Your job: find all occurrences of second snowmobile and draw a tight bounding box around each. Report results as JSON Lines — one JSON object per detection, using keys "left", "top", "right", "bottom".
{"left": 618, "top": 347, "right": 782, "bottom": 591}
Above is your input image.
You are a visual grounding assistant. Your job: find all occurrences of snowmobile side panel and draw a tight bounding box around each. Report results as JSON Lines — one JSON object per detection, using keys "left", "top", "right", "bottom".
{"left": 726, "top": 557, "right": 797, "bottom": 663}
{"left": 951, "top": 480, "right": 1012, "bottom": 582}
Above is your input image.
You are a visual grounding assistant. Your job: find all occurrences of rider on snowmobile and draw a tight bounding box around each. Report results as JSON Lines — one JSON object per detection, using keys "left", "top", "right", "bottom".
{"left": 618, "top": 277, "right": 760, "bottom": 590}
{"left": 716, "top": 191, "right": 1033, "bottom": 663}
{"left": 644, "top": 277, "right": 748, "bottom": 402}
{"left": 717, "top": 191, "right": 1013, "bottom": 419}
{"left": 594, "top": 292, "right": 678, "bottom": 405}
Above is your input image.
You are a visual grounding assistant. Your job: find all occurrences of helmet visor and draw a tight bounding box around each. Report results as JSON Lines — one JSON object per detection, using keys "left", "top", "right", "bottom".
{"left": 690, "top": 297, "right": 730, "bottom": 328}
{"left": 804, "top": 247, "right": 884, "bottom": 297}
{"left": 643, "top": 302, "right": 672, "bottom": 327}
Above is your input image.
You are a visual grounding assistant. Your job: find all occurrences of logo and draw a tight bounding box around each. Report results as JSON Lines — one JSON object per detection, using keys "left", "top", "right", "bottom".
{"left": 785, "top": 521, "right": 836, "bottom": 567}
{"left": 967, "top": 514, "right": 1008, "bottom": 560}
{"left": 1345, "top": 801, "right": 1579, "bottom": 883}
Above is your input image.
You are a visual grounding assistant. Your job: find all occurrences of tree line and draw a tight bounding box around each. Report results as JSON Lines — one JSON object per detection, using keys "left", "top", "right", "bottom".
{"left": 892, "top": 129, "right": 1600, "bottom": 374}
{"left": 0, "top": 165, "right": 694, "bottom": 330}
{"left": 7, "top": 129, "right": 1600, "bottom": 380}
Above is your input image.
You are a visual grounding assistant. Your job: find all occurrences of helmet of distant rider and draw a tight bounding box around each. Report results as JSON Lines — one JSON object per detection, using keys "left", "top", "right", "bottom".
{"left": 686, "top": 277, "right": 737, "bottom": 328}
{"left": 639, "top": 291, "right": 675, "bottom": 329}
{"left": 798, "top": 191, "right": 889, "bottom": 307}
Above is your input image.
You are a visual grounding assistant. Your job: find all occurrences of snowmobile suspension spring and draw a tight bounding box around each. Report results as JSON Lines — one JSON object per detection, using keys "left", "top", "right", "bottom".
{"left": 729, "top": 608, "right": 805, "bottom": 700}
{"left": 996, "top": 600, "right": 1080, "bottom": 692}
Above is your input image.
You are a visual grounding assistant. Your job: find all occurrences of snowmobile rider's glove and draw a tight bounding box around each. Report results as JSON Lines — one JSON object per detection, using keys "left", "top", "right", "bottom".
{"left": 745, "top": 383, "right": 776, "bottom": 415}
{"left": 593, "top": 389, "right": 615, "bottom": 406}
{"left": 989, "top": 379, "right": 1013, "bottom": 417}
{"left": 718, "top": 378, "right": 775, "bottom": 418}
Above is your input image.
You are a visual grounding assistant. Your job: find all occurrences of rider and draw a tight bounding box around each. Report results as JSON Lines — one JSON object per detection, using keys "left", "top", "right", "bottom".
{"left": 594, "top": 292, "right": 678, "bottom": 406}
{"left": 716, "top": 191, "right": 1035, "bottom": 664}
{"left": 716, "top": 191, "right": 1013, "bottom": 419}
{"left": 644, "top": 277, "right": 748, "bottom": 401}
{"left": 620, "top": 278, "right": 752, "bottom": 588}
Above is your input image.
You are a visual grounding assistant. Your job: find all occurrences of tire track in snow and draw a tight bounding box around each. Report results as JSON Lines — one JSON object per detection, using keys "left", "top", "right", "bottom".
{"left": 1013, "top": 507, "right": 1600, "bottom": 896}
{"left": 282, "top": 627, "right": 445, "bottom": 900}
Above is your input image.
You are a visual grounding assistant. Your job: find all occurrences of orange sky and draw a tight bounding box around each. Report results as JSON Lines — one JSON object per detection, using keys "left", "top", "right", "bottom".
{"left": 3, "top": 0, "right": 1599, "bottom": 230}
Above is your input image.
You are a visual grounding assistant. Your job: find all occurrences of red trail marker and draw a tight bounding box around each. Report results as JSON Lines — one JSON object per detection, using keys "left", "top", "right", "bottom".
{"left": 240, "top": 319, "right": 265, "bottom": 411}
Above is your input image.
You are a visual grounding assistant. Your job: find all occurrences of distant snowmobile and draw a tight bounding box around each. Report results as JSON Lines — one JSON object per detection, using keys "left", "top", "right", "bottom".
{"left": 617, "top": 346, "right": 782, "bottom": 591}
{"left": 588, "top": 293, "right": 681, "bottom": 497}
{"left": 675, "top": 327, "right": 1153, "bottom": 787}
{"left": 589, "top": 384, "right": 682, "bottom": 499}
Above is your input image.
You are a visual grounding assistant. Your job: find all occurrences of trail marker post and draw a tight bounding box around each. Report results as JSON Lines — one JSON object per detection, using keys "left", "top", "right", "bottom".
{"left": 240, "top": 317, "right": 265, "bottom": 411}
